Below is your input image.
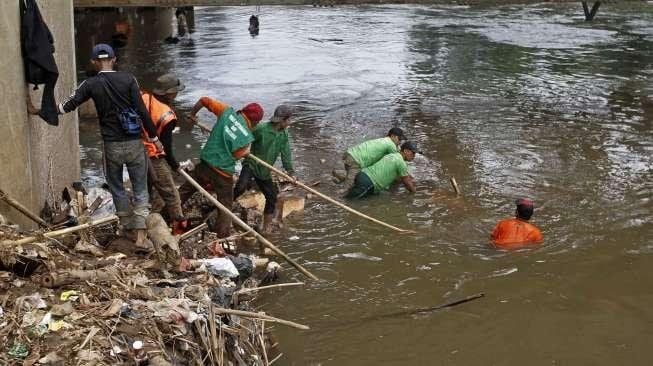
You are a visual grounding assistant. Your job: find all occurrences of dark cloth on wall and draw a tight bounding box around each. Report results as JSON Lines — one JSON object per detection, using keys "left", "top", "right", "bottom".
{"left": 20, "top": 0, "right": 59, "bottom": 125}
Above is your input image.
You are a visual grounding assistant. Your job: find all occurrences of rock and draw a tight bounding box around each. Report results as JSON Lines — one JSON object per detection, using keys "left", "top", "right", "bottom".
{"left": 50, "top": 302, "right": 74, "bottom": 317}
{"left": 39, "top": 351, "right": 64, "bottom": 365}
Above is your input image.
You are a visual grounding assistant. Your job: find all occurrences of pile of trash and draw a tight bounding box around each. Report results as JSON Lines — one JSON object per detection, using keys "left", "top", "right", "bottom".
{"left": 0, "top": 186, "right": 306, "bottom": 366}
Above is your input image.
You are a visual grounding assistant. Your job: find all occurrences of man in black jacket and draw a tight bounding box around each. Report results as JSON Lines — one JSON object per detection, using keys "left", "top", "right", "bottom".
{"left": 56, "top": 44, "right": 162, "bottom": 248}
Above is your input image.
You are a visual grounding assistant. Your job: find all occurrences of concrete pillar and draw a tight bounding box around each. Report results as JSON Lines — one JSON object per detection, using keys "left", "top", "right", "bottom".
{"left": 0, "top": 0, "right": 80, "bottom": 227}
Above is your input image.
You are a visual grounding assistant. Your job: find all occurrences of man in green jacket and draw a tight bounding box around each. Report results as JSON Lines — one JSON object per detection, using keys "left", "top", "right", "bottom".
{"left": 346, "top": 141, "right": 419, "bottom": 199}
{"left": 235, "top": 105, "right": 295, "bottom": 232}
{"left": 179, "top": 96, "right": 263, "bottom": 237}
{"left": 335, "top": 127, "right": 406, "bottom": 188}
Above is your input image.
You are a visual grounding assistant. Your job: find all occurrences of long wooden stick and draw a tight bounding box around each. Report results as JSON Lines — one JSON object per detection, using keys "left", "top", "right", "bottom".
{"left": 449, "top": 177, "right": 461, "bottom": 196}
{"left": 369, "top": 293, "right": 485, "bottom": 320}
{"left": 246, "top": 154, "right": 414, "bottom": 234}
{"left": 195, "top": 121, "right": 412, "bottom": 233}
{"left": 1, "top": 215, "right": 118, "bottom": 246}
{"left": 179, "top": 222, "right": 208, "bottom": 241}
{"left": 0, "top": 188, "right": 49, "bottom": 227}
{"left": 236, "top": 282, "right": 305, "bottom": 295}
{"left": 212, "top": 307, "right": 309, "bottom": 330}
{"left": 178, "top": 170, "right": 318, "bottom": 281}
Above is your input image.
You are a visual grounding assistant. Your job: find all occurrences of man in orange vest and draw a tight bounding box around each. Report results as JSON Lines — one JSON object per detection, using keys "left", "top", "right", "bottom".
{"left": 141, "top": 74, "right": 189, "bottom": 234}
{"left": 490, "top": 198, "right": 543, "bottom": 250}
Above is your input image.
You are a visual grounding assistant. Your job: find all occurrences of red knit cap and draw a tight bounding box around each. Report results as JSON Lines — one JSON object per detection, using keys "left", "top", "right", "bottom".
{"left": 239, "top": 103, "right": 264, "bottom": 127}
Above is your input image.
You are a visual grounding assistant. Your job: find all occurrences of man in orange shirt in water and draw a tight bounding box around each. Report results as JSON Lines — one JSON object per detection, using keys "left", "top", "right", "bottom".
{"left": 491, "top": 198, "right": 543, "bottom": 249}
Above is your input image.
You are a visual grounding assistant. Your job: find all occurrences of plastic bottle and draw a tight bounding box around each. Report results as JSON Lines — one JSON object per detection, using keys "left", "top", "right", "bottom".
{"left": 132, "top": 340, "right": 149, "bottom": 366}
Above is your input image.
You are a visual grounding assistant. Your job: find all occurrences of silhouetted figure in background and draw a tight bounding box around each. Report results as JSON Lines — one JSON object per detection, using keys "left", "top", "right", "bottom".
{"left": 249, "top": 15, "right": 259, "bottom": 36}
{"left": 165, "top": 8, "right": 190, "bottom": 44}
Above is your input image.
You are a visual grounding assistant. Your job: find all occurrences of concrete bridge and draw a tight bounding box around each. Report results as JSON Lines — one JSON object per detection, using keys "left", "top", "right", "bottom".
{"left": 72, "top": 0, "right": 643, "bottom": 6}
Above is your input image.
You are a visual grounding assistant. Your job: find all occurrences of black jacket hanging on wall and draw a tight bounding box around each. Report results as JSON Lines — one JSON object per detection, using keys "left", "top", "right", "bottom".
{"left": 20, "top": 0, "right": 59, "bottom": 126}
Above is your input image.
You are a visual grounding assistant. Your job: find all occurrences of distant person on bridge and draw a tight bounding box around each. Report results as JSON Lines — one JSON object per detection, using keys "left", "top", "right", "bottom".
{"left": 334, "top": 127, "right": 406, "bottom": 188}
{"left": 54, "top": 43, "right": 162, "bottom": 249}
{"left": 490, "top": 198, "right": 543, "bottom": 250}
{"left": 141, "top": 74, "right": 190, "bottom": 235}
{"left": 345, "top": 141, "right": 418, "bottom": 199}
{"left": 179, "top": 97, "right": 264, "bottom": 238}
{"left": 234, "top": 104, "right": 296, "bottom": 233}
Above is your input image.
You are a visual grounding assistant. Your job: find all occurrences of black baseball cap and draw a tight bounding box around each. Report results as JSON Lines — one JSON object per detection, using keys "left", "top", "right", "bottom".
{"left": 91, "top": 43, "right": 115, "bottom": 60}
{"left": 401, "top": 141, "right": 422, "bottom": 154}
{"left": 388, "top": 127, "right": 406, "bottom": 140}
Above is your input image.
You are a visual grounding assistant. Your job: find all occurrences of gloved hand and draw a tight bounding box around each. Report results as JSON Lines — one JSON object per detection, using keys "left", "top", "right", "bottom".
{"left": 178, "top": 159, "right": 195, "bottom": 172}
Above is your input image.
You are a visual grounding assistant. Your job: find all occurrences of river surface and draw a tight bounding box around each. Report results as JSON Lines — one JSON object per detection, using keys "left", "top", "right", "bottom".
{"left": 76, "top": 3, "right": 653, "bottom": 365}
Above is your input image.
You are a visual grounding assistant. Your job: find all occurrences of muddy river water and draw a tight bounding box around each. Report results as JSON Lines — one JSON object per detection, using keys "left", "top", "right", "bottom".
{"left": 76, "top": 2, "right": 653, "bottom": 365}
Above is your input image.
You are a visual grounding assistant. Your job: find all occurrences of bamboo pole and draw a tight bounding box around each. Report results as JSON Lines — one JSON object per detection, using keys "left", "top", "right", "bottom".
{"left": 179, "top": 222, "right": 208, "bottom": 240}
{"left": 212, "top": 307, "right": 309, "bottom": 330}
{"left": 236, "top": 282, "right": 305, "bottom": 295}
{"left": 0, "top": 188, "right": 49, "bottom": 227}
{"left": 1, "top": 215, "right": 118, "bottom": 246}
{"left": 178, "top": 170, "right": 318, "bottom": 281}
{"left": 449, "top": 177, "right": 461, "bottom": 196}
{"left": 246, "top": 154, "right": 414, "bottom": 234}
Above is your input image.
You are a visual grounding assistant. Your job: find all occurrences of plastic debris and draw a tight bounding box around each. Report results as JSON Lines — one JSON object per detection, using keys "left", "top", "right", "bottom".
{"left": 228, "top": 254, "right": 254, "bottom": 281}
{"left": 85, "top": 186, "right": 115, "bottom": 219}
{"left": 31, "top": 323, "right": 49, "bottom": 337}
{"left": 133, "top": 340, "right": 149, "bottom": 365}
{"left": 48, "top": 320, "right": 73, "bottom": 332}
{"left": 12, "top": 278, "right": 25, "bottom": 288}
{"left": 110, "top": 345, "right": 123, "bottom": 357}
{"left": 21, "top": 311, "right": 47, "bottom": 328}
{"left": 199, "top": 257, "right": 239, "bottom": 278}
{"left": 7, "top": 342, "right": 29, "bottom": 359}
{"left": 60, "top": 290, "right": 79, "bottom": 301}
{"left": 16, "top": 293, "right": 47, "bottom": 310}
{"left": 0, "top": 194, "right": 293, "bottom": 365}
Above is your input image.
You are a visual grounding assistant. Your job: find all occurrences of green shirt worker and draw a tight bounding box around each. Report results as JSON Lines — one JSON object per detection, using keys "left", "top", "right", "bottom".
{"left": 336, "top": 127, "right": 405, "bottom": 188}
{"left": 178, "top": 97, "right": 263, "bottom": 237}
{"left": 345, "top": 141, "right": 419, "bottom": 199}
{"left": 235, "top": 105, "right": 295, "bottom": 232}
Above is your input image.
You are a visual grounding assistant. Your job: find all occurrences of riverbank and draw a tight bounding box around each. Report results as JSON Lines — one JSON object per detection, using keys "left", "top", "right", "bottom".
{"left": 0, "top": 186, "right": 305, "bottom": 365}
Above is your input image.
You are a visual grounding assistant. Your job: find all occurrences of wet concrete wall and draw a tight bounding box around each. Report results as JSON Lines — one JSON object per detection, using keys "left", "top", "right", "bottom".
{"left": 0, "top": 1, "right": 80, "bottom": 227}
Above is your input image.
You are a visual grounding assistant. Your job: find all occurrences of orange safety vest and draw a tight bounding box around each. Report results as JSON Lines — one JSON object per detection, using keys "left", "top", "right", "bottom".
{"left": 141, "top": 92, "right": 176, "bottom": 158}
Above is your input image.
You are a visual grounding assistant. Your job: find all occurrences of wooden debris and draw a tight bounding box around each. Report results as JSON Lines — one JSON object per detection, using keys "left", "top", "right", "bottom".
{"left": 0, "top": 188, "right": 49, "bottom": 227}
{"left": 0, "top": 183, "right": 306, "bottom": 366}
{"left": 276, "top": 193, "right": 305, "bottom": 219}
